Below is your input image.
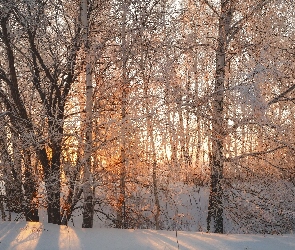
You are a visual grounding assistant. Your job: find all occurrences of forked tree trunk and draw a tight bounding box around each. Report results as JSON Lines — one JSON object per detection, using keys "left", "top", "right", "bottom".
{"left": 1, "top": 4, "right": 80, "bottom": 226}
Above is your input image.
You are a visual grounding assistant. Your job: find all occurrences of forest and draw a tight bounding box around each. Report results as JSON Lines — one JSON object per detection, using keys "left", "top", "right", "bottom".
{"left": 0, "top": 0, "right": 295, "bottom": 235}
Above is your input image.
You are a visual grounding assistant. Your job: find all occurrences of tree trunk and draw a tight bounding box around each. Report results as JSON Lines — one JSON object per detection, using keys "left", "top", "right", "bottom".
{"left": 207, "top": 0, "right": 232, "bottom": 234}
{"left": 116, "top": 0, "right": 128, "bottom": 229}
{"left": 143, "top": 77, "right": 161, "bottom": 230}
{"left": 0, "top": 136, "right": 23, "bottom": 214}
{"left": 10, "top": 132, "right": 24, "bottom": 213}
{"left": 47, "top": 144, "right": 62, "bottom": 224}
{"left": 81, "top": 0, "right": 94, "bottom": 228}
{"left": 23, "top": 150, "right": 39, "bottom": 222}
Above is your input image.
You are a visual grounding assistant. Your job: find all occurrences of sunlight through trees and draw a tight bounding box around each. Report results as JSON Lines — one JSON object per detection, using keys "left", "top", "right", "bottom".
{"left": 0, "top": 0, "right": 295, "bottom": 234}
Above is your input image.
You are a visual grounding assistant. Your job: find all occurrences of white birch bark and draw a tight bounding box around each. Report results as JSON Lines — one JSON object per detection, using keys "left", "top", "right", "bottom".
{"left": 207, "top": 0, "right": 232, "bottom": 234}
{"left": 81, "top": 0, "right": 94, "bottom": 228}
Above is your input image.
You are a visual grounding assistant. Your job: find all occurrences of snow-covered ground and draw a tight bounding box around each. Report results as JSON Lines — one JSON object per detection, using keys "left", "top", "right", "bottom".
{"left": 1, "top": 180, "right": 294, "bottom": 249}
{"left": 0, "top": 221, "right": 295, "bottom": 250}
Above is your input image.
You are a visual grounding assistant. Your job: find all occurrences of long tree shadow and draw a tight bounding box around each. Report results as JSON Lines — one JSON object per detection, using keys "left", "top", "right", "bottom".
{"left": 0, "top": 222, "right": 45, "bottom": 250}
{"left": 2, "top": 222, "right": 59, "bottom": 250}
{"left": 34, "top": 223, "right": 62, "bottom": 250}
{"left": 0, "top": 222, "right": 24, "bottom": 249}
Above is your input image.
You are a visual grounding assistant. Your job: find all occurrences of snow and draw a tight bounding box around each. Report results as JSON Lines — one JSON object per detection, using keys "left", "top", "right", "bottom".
{"left": 0, "top": 222, "right": 295, "bottom": 250}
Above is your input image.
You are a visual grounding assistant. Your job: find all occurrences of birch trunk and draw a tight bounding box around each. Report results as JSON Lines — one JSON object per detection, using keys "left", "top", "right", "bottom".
{"left": 81, "top": 0, "right": 94, "bottom": 228}
{"left": 207, "top": 0, "right": 232, "bottom": 233}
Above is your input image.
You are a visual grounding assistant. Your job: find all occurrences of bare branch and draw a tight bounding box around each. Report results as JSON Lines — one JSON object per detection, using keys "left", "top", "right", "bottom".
{"left": 227, "top": 0, "right": 272, "bottom": 43}
{"left": 202, "top": 0, "right": 220, "bottom": 16}
{"left": 226, "top": 145, "right": 286, "bottom": 162}
{"left": 268, "top": 81, "right": 295, "bottom": 106}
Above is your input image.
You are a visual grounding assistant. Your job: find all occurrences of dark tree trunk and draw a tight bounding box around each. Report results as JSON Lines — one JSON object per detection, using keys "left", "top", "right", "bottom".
{"left": 207, "top": 153, "right": 224, "bottom": 233}
{"left": 82, "top": 195, "right": 94, "bottom": 228}
{"left": 0, "top": 136, "right": 22, "bottom": 214}
{"left": 38, "top": 142, "right": 61, "bottom": 225}
{"left": 61, "top": 163, "right": 83, "bottom": 225}
{"left": 46, "top": 138, "right": 62, "bottom": 225}
{"left": 1, "top": 14, "right": 38, "bottom": 220}
{"left": 46, "top": 171, "right": 61, "bottom": 224}
{"left": 5, "top": 175, "right": 23, "bottom": 213}
{"left": 2, "top": 151, "right": 23, "bottom": 213}
{"left": 23, "top": 150, "right": 39, "bottom": 222}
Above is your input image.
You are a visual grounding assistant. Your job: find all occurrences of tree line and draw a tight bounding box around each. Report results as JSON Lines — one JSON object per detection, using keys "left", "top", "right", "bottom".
{"left": 0, "top": 0, "right": 295, "bottom": 233}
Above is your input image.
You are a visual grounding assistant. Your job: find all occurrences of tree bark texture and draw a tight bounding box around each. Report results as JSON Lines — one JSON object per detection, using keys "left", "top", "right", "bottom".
{"left": 207, "top": 0, "right": 232, "bottom": 234}
{"left": 81, "top": 0, "right": 94, "bottom": 228}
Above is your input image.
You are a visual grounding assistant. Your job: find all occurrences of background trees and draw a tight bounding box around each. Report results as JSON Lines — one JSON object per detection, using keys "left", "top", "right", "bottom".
{"left": 0, "top": 0, "right": 294, "bottom": 233}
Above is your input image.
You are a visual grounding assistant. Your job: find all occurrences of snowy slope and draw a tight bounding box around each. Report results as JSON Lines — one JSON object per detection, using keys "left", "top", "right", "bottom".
{"left": 0, "top": 222, "right": 295, "bottom": 250}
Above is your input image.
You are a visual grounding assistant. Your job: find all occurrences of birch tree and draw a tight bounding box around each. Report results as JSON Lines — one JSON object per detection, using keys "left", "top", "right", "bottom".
{"left": 81, "top": 0, "right": 94, "bottom": 228}
{"left": 203, "top": 0, "right": 294, "bottom": 233}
